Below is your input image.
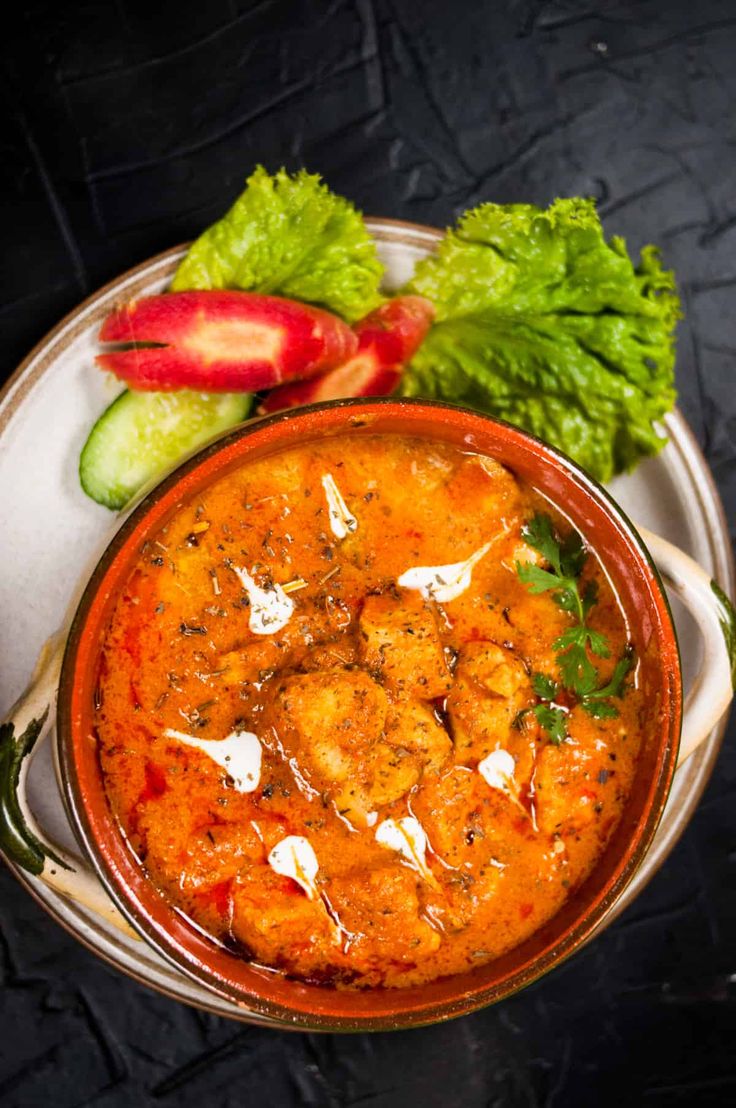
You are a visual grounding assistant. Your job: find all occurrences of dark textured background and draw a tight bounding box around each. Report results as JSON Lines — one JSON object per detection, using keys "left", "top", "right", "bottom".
{"left": 2, "top": 1, "right": 735, "bottom": 1104}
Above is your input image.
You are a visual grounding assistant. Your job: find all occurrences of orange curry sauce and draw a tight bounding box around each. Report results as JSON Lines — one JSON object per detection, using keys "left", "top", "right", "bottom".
{"left": 95, "top": 435, "right": 642, "bottom": 988}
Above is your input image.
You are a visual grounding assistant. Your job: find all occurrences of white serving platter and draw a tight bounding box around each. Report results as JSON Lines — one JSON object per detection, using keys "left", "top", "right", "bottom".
{"left": 0, "top": 221, "right": 732, "bottom": 1024}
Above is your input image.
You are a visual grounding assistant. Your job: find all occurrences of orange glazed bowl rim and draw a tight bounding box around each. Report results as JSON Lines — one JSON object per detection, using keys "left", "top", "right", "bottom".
{"left": 57, "top": 398, "right": 682, "bottom": 1031}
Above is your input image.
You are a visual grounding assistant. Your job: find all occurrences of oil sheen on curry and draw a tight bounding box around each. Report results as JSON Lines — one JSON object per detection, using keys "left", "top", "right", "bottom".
{"left": 95, "top": 434, "right": 642, "bottom": 989}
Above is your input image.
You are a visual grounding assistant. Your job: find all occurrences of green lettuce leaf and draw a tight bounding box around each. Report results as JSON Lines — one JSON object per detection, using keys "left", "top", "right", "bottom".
{"left": 172, "top": 166, "right": 384, "bottom": 322}
{"left": 401, "top": 198, "right": 681, "bottom": 482}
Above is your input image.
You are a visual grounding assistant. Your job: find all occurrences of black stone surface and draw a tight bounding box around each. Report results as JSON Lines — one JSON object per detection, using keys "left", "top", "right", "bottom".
{"left": 1, "top": 2, "right": 735, "bottom": 1104}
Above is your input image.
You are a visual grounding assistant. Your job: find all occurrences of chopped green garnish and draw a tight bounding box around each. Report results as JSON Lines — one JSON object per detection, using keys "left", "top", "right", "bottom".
{"left": 516, "top": 514, "right": 591, "bottom": 622}
{"left": 401, "top": 197, "right": 681, "bottom": 482}
{"left": 533, "top": 704, "right": 568, "bottom": 746}
{"left": 519, "top": 513, "right": 634, "bottom": 729}
{"left": 529, "top": 673, "right": 568, "bottom": 744}
{"left": 531, "top": 672, "right": 559, "bottom": 702}
{"left": 579, "top": 649, "right": 635, "bottom": 718}
{"left": 173, "top": 166, "right": 384, "bottom": 322}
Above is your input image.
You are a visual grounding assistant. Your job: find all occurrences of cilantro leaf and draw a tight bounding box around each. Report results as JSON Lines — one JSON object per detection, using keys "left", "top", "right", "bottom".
{"left": 401, "top": 197, "right": 680, "bottom": 482}
{"left": 552, "top": 587, "right": 580, "bottom": 614}
{"left": 533, "top": 704, "right": 568, "bottom": 745}
{"left": 173, "top": 166, "right": 384, "bottom": 321}
{"left": 531, "top": 673, "right": 568, "bottom": 745}
{"left": 516, "top": 511, "right": 633, "bottom": 715}
{"left": 559, "top": 530, "right": 586, "bottom": 579}
{"left": 553, "top": 624, "right": 610, "bottom": 659}
{"left": 520, "top": 513, "right": 562, "bottom": 572}
{"left": 586, "top": 628, "right": 612, "bottom": 659}
{"left": 532, "top": 672, "right": 559, "bottom": 701}
{"left": 557, "top": 643, "right": 599, "bottom": 696}
{"left": 581, "top": 700, "right": 619, "bottom": 720}
{"left": 516, "top": 562, "right": 564, "bottom": 594}
{"left": 583, "top": 649, "right": 634, "bottom": 702}
{"left": 518, "top": 514, "right": 589, "bottom": 621}
{"left": 581, "top": 580, "right": 599, "bottom": 619}
{"left": 552, "top": 625, "right": 588, "bottom": 652}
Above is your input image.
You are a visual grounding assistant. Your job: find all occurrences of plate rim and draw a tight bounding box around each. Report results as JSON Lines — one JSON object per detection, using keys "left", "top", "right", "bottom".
{"left": 1, "top": 222, "right": 733, "bottom": 1025}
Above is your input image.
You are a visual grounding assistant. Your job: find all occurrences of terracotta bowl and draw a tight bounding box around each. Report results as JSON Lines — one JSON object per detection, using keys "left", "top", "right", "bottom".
{"left": 49, "top": 396, "right": 706, "bottom": 1031}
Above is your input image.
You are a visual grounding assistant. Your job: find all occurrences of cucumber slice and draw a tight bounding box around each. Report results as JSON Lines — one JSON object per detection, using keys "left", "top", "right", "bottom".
{"left": 80, "top": 390, "right": 252, "bottom": 510}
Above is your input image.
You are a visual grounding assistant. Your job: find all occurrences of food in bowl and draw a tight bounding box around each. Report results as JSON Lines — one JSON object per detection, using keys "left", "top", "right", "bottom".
{"left": 92, "top": 430, "right": 643, "bottom": 989}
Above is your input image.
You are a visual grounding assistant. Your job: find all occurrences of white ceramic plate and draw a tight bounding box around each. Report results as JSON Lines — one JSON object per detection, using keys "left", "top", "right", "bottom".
{"left": 0, "top": 221, "right": 733, "bottom": 1024}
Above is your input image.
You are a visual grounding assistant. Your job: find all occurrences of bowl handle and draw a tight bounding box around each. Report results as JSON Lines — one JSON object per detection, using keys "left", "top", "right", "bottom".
{"left": 638, "top": 528, "right": 735, "bottom": 766}
{"left": 0, "top": 633, "right": 138, "bottom": 938}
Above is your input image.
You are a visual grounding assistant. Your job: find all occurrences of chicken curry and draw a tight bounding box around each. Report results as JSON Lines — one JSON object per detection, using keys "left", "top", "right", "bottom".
{"left": 94, "top": 434, "right": 642, "bottom": 988}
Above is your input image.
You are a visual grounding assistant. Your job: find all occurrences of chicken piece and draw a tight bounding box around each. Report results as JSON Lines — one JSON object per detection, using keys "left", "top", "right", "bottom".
{"left": 218, "top": 639, "right": 287, "bottom": 683}
{"left": 178, "top": 822, "right": 265, "bottom": 892}
{"left": 265, "top": 667, "right": 386, "bottom": 776}
{"left": 219, "top": 637, "right": 359, "bottom": 685}
{"left": 218, "top": 597, "right": 359, "bottom": 682}
{"left": 445, "top": 455, "right": 522, "bottom": 532}
{"left": 166, "top": 823, "right": 265, "bottom": 935}
{"left": 297, "top": 637, "right": 359, "bottom": 671}
{"left": 137, "top": 786, "right": 220, "bottom": 872}
{"left": 384, "top": 699, "right": 452, "bottom": 773}
{"left": 261, "top": 668, "right": 423, "bottom": 824}
{"left": 534, "top": 736, "right": 602, "bottom": 836}
{"left": 329, "top": 863, "right": 441, "bottom": 968}
{"left": 230, "top": 866, "right": 337, "bottom": 974}
{"left": 411, "top": 767, "right": 505, "bottom": 928}
{"left": 358, "top": 589, "right": 451, "bottom": 698}
{"left": 447, "top": 642, "right": 537, "bottom": 775}
{"left": 412, "top": 767, "right": 500, "bottom": 868}
{"left": 364, "top": 741, "right": 424, "bottom": 809}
